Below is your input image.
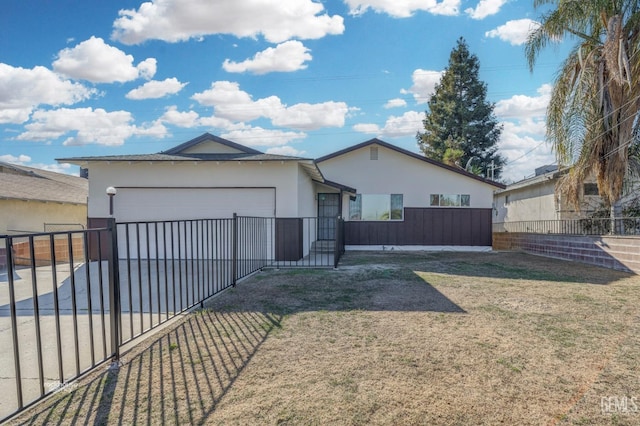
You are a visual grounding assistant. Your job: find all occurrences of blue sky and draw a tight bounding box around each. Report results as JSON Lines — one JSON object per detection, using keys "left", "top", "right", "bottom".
{"left": 1, "top": 0, "right": 571, "bottom": 182}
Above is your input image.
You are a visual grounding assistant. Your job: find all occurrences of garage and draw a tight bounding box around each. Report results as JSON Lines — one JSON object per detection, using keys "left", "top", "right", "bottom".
{"left": 113, "top": 187, "right": 276, "bottom": 222}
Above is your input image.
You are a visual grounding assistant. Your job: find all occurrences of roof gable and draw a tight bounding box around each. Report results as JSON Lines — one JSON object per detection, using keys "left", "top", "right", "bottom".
{"left": 162, "top": 133, "right": 262, "bottom": 156}
{"left": 317, "top": 138, "right": 505, "bottom": 189}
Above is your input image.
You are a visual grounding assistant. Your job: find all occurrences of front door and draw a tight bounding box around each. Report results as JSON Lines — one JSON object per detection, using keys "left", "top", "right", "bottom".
{"left": 317, "top": 193, "right": 340, "bottom": 240}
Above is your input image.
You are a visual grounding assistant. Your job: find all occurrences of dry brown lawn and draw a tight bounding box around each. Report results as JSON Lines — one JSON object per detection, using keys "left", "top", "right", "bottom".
{"left": 8, "top": 251, "right": 640, "bottom": 425}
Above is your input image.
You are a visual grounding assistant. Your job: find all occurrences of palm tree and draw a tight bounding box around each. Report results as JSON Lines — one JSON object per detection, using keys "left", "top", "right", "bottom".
{"left": 526, "top": 0, "right": 640, "bottom": 232}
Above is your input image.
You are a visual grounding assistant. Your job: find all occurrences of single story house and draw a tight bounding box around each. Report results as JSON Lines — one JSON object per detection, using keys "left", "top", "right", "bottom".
{"left": 316, "top": 139, "right": 505, "bottom": 248}
{"left": 0, "top": 161, "right": 87, "bottom": 234}
{"left": 493, "top": 165, "right": 603, "bottom": 226}
{"left": 58, "top": 133, "right": 504, "bottom": 256}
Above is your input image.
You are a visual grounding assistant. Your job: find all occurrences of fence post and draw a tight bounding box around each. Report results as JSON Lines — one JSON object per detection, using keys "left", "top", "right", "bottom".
{"left": 5, "top": 237, "right": 23, "bottom": 409}
{"left": 232, "top": 213, "right": 238, "bottom": 287}
{"left": 107, "top": 218, "right": 121, "bottom": 361}
{"left": 334, "top": 217, "right": 341, "bottom": 269}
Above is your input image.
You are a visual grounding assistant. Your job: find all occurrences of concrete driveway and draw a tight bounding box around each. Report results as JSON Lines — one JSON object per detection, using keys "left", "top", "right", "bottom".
{"left": 0, "top": 258, "right": 233, "bottom": 420}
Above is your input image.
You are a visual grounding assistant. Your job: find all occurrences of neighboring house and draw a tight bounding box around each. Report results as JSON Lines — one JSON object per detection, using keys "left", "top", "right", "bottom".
{"left": 0, "top": 162, "right": 88, "bottom": 234}
{"left": 316, "top": 139, "right": 505, "bottom": 247}
{"left": 59, "top": 133, "right": 504, "bottom": 253}
{"left": 493, "top": 165, "right": 602, "bottom": 225}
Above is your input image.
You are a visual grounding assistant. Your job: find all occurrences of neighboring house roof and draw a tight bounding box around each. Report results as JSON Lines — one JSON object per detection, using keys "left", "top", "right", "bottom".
{"left": 316, "top": 138, "right": 506, "bottom": 189}
{"left": 495, "top": 168, "right": 565, "bottom": 195}
{"left": 0, "top": 162, "right": 88, "bottom": 205}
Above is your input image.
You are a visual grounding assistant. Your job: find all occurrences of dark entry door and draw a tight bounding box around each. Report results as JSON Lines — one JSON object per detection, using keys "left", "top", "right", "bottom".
{"left": 318, "top": 193, "right": 340, "bottom": 240}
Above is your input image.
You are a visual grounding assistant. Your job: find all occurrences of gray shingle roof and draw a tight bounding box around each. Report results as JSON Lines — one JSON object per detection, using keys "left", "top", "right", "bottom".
{"left": 162, "top": 133, "right": 262, "bottom": 155}
{"left": 0, "top": 162, "right": 88, "bottom": 204}
{"left": 57, "top": 152, "right": 309, "bottom": 163}
{"left": 57, "top": 133, "right": 311, "bottom": 164}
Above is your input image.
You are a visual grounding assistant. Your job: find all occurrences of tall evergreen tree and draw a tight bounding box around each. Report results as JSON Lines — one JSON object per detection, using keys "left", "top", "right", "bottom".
{"left": 417, "top": 37, "right": 505, "bottom": 179}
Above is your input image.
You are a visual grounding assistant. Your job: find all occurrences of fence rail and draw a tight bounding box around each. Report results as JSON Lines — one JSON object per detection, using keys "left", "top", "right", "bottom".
{"left": 493, "top": 217, "right": 640, "bottom": 236}
{"left": 0, "top": 214, "right": 344, "bottom": 422}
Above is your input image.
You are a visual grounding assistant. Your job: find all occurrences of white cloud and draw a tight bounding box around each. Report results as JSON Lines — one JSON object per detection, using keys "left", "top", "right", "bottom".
{"left": 198, "top": 114, "right": 236, "bottom": 130}
{"left": 353, "top": 111, "right": 423, "bottom": 138}
{"left": 223, "top": 41, "right": 312, "bottom": 74}
{"left": 0, "top": 63, "right": 95, "bottom": 124}
{"left": 498, "top": 123, "right": 554, "bottom": 183}
{"left": 16, "top": 107, "right": 138, "bottom": 146}
{"left": 221, "top": 126, "right": 306, "bottom": 147}
{"left": 384, "top": 98, "right": 407, "bottom": 109}
{"left": 485, "top": 19, "right": 540, "bottom": 45}
{"left": 265, "top": 146, "right": 306, "bottom": 156}
{"left": 192, "top": 81, "right": 350, "bottom": 130}
{"left": 31, "top": 162, "right": 75, "bottom": 174}
{"left": 271, "top": 102, "right": 350, "bottom": 130}
{"left": 112, "top": 0, "right": 344, "bottom": 45}
{"left": 465, "top": 0, "right": 507, "bottom": 20}
{"left": 345, "top": 0, "right": 460, "bottom": 17}
{"left": 379, "top": 110, "right": 423, "bottom": 137}
{"left": 53, "top": 36, "right": 156, "bottom": 83}
{"left": 0, "top": 154, "right": 31, "bottom": 164}
{"left": 159, "top": 106, "right": 200, "bottom": 127}
{"left": 126, "top": 78, "right": 187, "bottom": 100}
{"left": 135, "top": 120, "right": 169, "bottom": 139}
{"left": 494, "top": 84, "right": 555, "bottom": 182}
{"left": 353, "top": 123, "right": 380, "bottom": 134}
{"left": 401, "top": 69, "right": 443, "bottom": 104}
{"left": 0, "top": 153, "right": 75, "bottom": 174}
{"left": 137, "top": 59, "right": 158, "bottom": 80}
{"left": 495, "top": 84, "right": 551, "bottom": 119}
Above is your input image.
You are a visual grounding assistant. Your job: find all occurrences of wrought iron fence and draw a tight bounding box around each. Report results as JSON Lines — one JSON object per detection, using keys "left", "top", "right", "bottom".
{"left": 0, "top": 226, "right": 115, "bottom": 421}
{"left": 0, "top": 214, "right": 342, "bottom": 421}
{"left": 493, "top": 217, "right": 640, "bottom": 235}
{"left": 44, "top": 223, "right": 86, "bottom": 232}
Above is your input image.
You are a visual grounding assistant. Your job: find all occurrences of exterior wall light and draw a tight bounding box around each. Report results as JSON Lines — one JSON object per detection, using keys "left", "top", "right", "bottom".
{"left": 106, "top": 186, "right": 117, "bottom": 216}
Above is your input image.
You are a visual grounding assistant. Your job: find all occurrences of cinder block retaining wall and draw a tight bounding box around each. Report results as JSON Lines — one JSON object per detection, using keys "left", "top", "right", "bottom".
{"left": 493, "top": 232, "right": 640, "bottom": 274}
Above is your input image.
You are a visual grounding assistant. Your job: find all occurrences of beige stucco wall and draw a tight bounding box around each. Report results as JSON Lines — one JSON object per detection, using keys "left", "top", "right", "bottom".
{"left": 0, "top": 199, "right": 86, "bottom": 233}
{"left": 87, "top": 161, "right": 306, "bottom": 219}
{"left": 494, "top": 182, "right": 557, "bottom": 222}
{"left": 494, "top": 174, "right": 605, "bottom": 223}
{"left": 317, "top": 143, "right": 498, "bottom": 218}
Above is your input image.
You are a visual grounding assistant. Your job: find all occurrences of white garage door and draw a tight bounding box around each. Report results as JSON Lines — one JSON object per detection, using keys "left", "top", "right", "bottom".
{"left": 113, "top": 187, "right": 276, "bottom": 221}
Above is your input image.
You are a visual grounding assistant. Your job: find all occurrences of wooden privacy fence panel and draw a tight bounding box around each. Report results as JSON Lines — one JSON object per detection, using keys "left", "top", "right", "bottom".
{"left": 344, "top": 208, "right": 493, "bottom": 246}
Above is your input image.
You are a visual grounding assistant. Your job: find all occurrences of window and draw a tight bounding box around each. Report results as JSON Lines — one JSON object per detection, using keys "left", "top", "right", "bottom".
{"left": 584, "top": 183, "right": 599, "bottom": 196}
{"left": 349, "top": 194, "right": 403, "bottom": 221}
{"left": 429, "top": 194, "right": 471, "bottom": 207}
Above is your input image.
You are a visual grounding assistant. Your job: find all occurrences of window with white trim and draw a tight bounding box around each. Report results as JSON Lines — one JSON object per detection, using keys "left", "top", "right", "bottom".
{"left": 349, "top": 194, "right": 403, "bottom": 220}
{"left": 429, "top": 194, "right": 471, "bottom": 207}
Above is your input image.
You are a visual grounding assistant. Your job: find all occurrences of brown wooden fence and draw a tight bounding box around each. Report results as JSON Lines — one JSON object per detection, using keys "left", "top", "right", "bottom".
{"left": 344, "top": 208, "right": 493, "bottom": 246}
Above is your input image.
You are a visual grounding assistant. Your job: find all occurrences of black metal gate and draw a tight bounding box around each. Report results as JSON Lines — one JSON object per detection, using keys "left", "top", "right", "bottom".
{"left": 317, "top": 193, "right": 340, "bottom": 240}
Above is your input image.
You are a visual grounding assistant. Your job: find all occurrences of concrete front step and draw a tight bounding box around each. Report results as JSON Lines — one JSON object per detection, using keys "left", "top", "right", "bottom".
{"left": 311, "top": 240, "right": 335, "bottom": 253}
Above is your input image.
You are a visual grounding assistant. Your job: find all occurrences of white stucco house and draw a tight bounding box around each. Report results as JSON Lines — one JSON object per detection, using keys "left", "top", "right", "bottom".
{"left": 316, "top": 139, "right": 504, "bottom": 247}
{"left": 59, "top": 133, "right": 504, "bottom": 254}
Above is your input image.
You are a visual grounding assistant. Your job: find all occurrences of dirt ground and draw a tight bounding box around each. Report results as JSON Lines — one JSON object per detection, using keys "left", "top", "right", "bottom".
{"left": 8, "top": 251, "right": 640, "bottom": 425}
